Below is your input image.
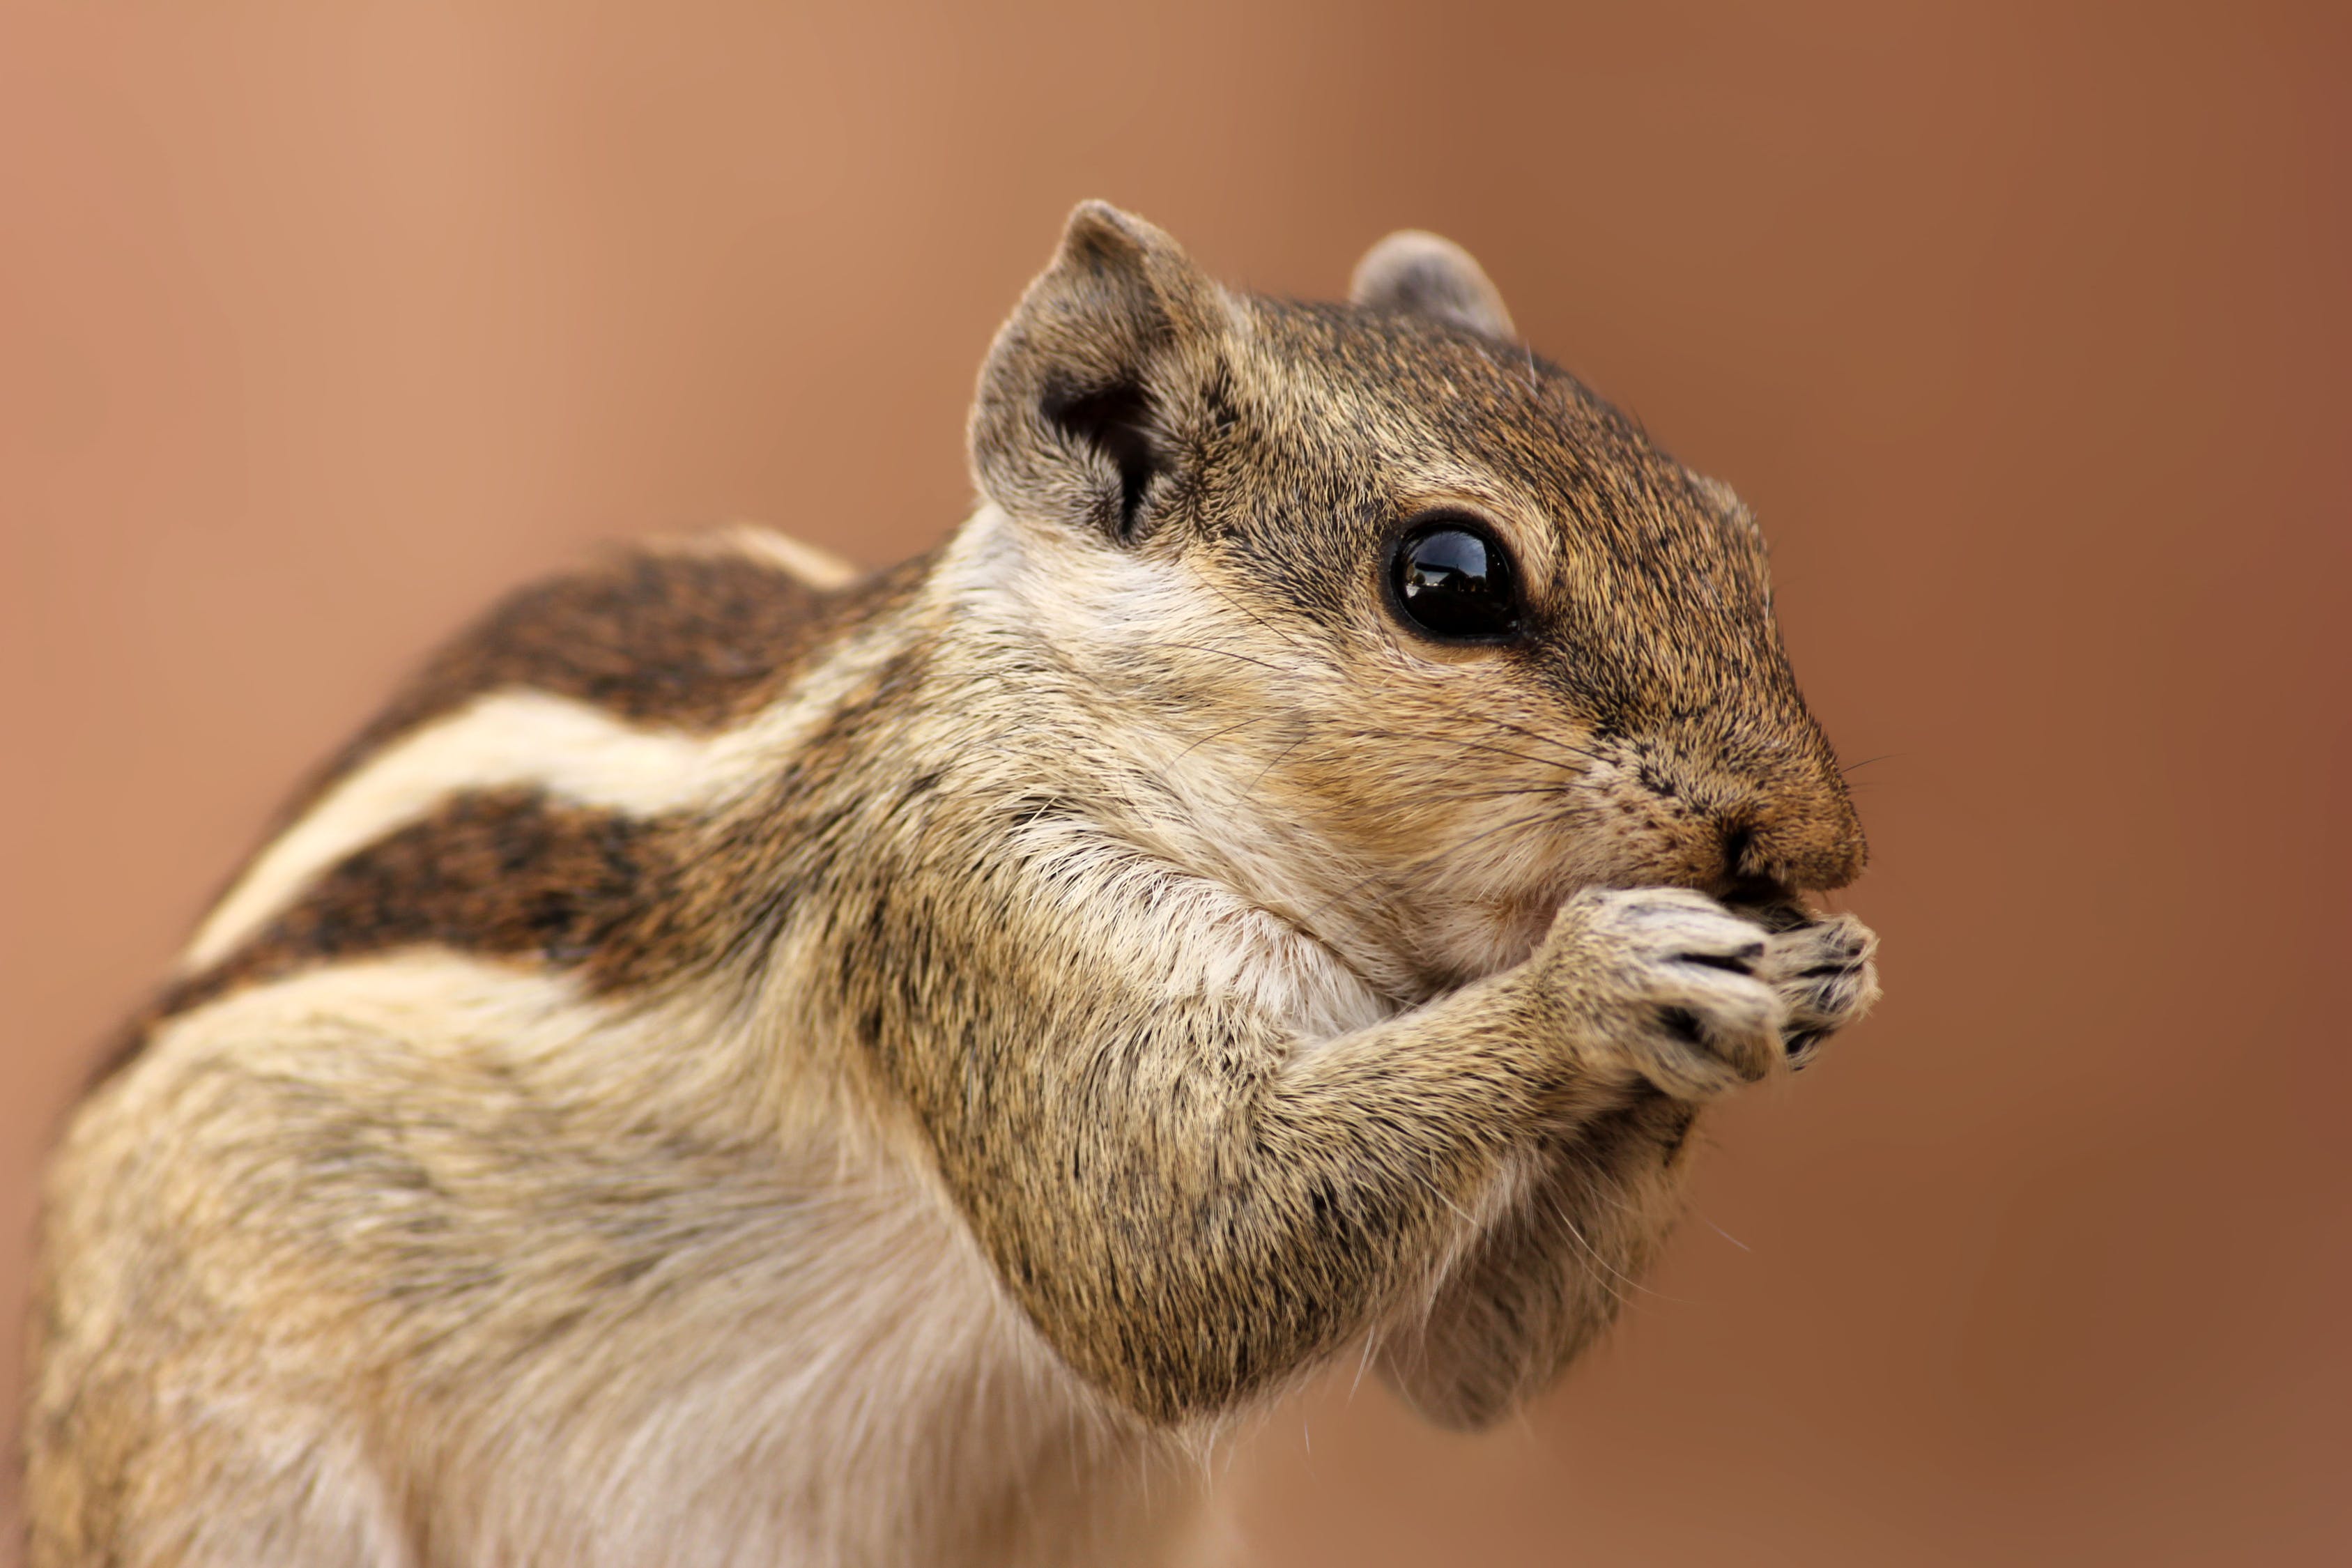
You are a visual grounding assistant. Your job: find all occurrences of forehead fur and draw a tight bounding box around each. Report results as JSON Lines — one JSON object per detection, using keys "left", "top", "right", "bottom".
{"left": 1195, "top": 295, "right": 1799, "bottom": 721}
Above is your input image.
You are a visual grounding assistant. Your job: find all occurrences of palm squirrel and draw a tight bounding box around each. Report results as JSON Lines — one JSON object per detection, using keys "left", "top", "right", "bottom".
{"left": 26, "top": 202, "right": 1879, "bottom": 1567}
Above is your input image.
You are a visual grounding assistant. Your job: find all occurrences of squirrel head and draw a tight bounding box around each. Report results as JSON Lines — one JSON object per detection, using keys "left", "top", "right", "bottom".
{"left": 967, "top": 202, "right": 1866, "bottom": 995}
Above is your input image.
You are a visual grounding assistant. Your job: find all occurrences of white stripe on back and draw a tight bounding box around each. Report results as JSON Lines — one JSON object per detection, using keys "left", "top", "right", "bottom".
{"left": 184, "top": 691, "right": 732, "bottom": 970}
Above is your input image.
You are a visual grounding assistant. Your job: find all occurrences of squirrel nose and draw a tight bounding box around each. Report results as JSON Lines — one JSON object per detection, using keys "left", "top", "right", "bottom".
{"left": 1720, "top": 822, "right": 1760, "bottom": 881}
{"left": 1719, "top": 799, "right": 1866, "bottom": 894}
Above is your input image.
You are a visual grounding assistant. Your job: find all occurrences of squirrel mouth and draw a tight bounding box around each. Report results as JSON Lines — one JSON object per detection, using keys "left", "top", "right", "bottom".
{"left": 1717, "top": 877, "right": 1810, "bottom": 926}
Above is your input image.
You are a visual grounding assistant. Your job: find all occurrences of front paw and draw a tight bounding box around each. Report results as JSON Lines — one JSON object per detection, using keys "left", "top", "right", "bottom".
{"left": 1544, "top": 888, "right": 1788, "bottom": 1102}
{"left": 1751, "top": 909, "right": 1880, "bottom": 1066}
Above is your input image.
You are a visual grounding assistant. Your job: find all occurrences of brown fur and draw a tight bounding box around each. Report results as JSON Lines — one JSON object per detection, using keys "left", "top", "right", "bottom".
{"left": 27, "top": 203, "right": 1880, "bottom": 1565}
{"left": 337, "top": 546, "right": 856, "bottom": 753}
{"left": 159, "top": 788, "right": 691, "bottom": 1017}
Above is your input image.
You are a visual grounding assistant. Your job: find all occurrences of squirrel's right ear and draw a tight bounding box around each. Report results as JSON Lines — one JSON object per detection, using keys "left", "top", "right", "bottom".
{"left": 1349, "top": 231, "right": 1516, "bottom": 339}
{"left": 970, "top": 202, "right": 1228, "bottom": 545}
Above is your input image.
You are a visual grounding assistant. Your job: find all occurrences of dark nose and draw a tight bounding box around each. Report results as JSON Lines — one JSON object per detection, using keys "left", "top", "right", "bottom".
{"left": 1721, "top": 795, "right": 1867, "bottom": 893}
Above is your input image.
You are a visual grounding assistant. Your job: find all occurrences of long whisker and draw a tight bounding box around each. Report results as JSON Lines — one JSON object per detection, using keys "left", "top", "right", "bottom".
{"left": 1351, "top": 728, "right": 1599, "bottom": 774}
{"left": 1137, "top": 638, "right": 1606, "bottom": 765}
{"left": 1544, "top": 1191, "right": 1668, "bottom": 1302}
{"left": 1190, "top": 574, "right": 1324, "bottom": 657}
{"left": 1167, "top": 715, "right": 1269, "bottom": 768}
{"left": 1432, "top": 785, "right": 1575, "bottom": 806}
{"left": 1298, "top": 804, "right": 1569, "bottom": 934}
{"left": 1247, "top": 732, "right": 1314, "bottom": 794}
{"left": 1139, "top": 640, "right": 1298, "bottom": 678}
{"left": 1406, "top": 806, "right": 1576, "bottom": 876}
{"left": 1363, "top": 714, "right": 1612, "bottom": 771}
{"left": 1122, "top": 640, "right": 1611, "bottom": 781}
{"left": 1477, "top": 714, "right": 1612, "bottom": 768}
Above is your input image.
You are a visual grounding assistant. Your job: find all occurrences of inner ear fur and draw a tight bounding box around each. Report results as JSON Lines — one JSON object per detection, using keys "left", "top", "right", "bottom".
{"left": 1349, "top": 230, "right": 1516, "bottom": 340}
{"left": 970, "top": 201, "right": 1229, "bottom": 544}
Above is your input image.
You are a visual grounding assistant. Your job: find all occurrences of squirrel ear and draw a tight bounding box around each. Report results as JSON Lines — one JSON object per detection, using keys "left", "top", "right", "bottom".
{"left": 1349, "top": 231, "right": 1516, "bottom": 339}
{"left": 970, "top": 201, "right": 1228, "bottom": 544}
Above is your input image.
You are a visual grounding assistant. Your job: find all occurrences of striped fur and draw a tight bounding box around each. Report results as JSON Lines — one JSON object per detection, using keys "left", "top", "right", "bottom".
{"left": 29, "top": 205, "right": 1879, "bottom": 1566}
{"left": 185, "top": 699, "right": 716, "bottom": 971}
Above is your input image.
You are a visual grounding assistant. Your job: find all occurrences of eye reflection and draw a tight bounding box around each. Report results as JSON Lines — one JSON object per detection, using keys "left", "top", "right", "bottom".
{"left": 1389, "top": 520, "right": 1523, "bottom": 641}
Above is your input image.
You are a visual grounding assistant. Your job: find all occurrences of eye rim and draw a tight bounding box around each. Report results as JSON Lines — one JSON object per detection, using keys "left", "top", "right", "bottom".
{"left": 1381, "top": 509, "right": 1530, "bottom": 646}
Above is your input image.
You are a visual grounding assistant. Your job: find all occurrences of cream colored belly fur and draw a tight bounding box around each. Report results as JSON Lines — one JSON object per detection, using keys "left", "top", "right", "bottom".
{"left": 46, "top": 958, "right": 1231, "bottom": 1567}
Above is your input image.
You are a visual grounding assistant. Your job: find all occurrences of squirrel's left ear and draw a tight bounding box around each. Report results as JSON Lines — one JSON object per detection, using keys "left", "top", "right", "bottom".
{"left": 971, "top": 202, "right": 1230, "bottom": 545}
{"left": 1349, "top": 231, "right": 1516, "bottom": 339}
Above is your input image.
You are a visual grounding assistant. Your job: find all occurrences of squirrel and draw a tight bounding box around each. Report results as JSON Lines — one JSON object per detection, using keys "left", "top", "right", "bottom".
{"left": 25, "top": 202, "right": 1879, "bottom": 1567}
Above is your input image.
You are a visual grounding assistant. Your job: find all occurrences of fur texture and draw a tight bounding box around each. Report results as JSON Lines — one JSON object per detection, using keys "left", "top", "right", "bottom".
{"left": 28, "top": 202, "right": 1878, "bottom": 1565}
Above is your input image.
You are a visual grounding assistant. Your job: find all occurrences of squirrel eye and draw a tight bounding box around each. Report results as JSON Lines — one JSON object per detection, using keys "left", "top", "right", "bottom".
{"left": 1388, "top": 518, "right": 1523, "bottom": 642}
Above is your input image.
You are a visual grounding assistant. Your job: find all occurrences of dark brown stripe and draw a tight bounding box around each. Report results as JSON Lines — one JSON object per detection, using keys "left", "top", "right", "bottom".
{"left": 96, "top": 790, "right": 710, "bottom": 1088}
{"left": 93, "top": 544, "right": 932, "bottom": 1093}
{"left": 328, "top": 548, "right": 835, "bottom": 771}
{"left": 279, "top": 546, "right": 928, "bottom": 823}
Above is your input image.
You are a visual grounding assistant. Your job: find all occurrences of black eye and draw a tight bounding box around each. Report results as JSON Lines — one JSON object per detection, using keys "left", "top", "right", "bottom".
{"left": 1387, "top": 518, "right": 1523, "bottom": 642}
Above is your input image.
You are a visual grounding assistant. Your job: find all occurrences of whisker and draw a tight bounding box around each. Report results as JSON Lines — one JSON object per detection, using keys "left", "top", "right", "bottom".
{"left": 1357, "top": 721, "right": 1609, "bottom": 772}
{"left": 1140, "top": 640, "right": 1298, "bottom": 678}
{"left": 1700, "top": 1213, "right": 1751, "bottom": 1253}
{"left": 1190, "top": 574, "right": 1323, "bottom": 656}
{"left": 1545, "top": 1193, "right": 1666, "bottom": 1302}
{"left": 1348, "top": 728, "right": 1580, "bottom": 774}
{"left": 1434, "top": 785, "right": 1572, "bottom": 805}
{"left": 1477, "top": 714, "right": 1611, "bottom": 767}
{"left": 1247, "top": 732, "right": 1314, "bottom": 793}
{"left": 1167, "top": 715, "right": 1268, "bottom": 768}
{"left": 1297, "top": 802, "right": 1569, "bottom": 934}
{"left": 1406, "top": 806, "right": 1570, "bottom": 871}
{"left": 1532, "top": 1190, "right": 1634, "bottom": 1307}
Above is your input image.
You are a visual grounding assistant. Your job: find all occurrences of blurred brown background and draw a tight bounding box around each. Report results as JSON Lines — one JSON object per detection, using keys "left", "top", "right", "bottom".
{"left": 3, "top": 1, "right": 2346, "bottom": 1562}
